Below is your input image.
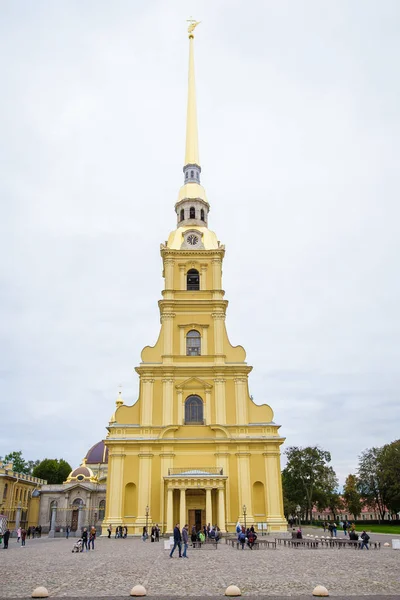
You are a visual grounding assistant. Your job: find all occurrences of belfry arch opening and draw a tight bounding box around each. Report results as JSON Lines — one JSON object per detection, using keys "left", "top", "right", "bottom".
{"left": 186, "top": 329, "right": 201, "bottom": 356}
{"left": 184, "top": 395, "right": 204, "bottom": 424}
{"left": 180, "top": 208, "right": 184, "bottom": 222}
{"left": 189, "top": 206, "right": 196, "bottom": 219}
{"left": 187, "top": 269, "right": 199, "bottom": 290}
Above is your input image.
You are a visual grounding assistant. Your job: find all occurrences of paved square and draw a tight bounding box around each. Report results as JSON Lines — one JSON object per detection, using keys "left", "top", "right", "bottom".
{"left": 2, "top": 535, "right": 400, "bottom": 597}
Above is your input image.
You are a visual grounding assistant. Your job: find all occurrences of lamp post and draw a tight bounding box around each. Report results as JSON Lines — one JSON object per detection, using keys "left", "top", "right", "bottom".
{"left": 296, "top": 504, "right": 301, "bottom": 528}
{"left": 242, "top": 504, "right": 247, "bottom": 530}
{"left": 145, "top": 505, "right": 150, "bottom": 531}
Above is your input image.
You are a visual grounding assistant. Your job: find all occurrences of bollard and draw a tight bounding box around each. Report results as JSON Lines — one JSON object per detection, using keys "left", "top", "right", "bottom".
{"left": 312, "top": 585, "right": 329, "bottom": 597}
{"left": 32, "top": 587, "right": 49, "bottom": 598}
{"left": 130, "top": 585, "right": 147, "bottom": 596}
{"left": 225, "top": 585, "right": 241, "bottom": 596}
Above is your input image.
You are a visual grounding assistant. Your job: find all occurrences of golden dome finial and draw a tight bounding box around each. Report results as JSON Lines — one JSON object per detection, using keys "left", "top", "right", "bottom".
{"left": 187, "top": 17, "right": 201, "bottom": 39}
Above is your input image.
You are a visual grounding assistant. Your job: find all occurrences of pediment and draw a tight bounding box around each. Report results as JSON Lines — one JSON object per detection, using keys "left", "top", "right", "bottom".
{"left": 175, "top": 377, "right": 212, "bottom": 390}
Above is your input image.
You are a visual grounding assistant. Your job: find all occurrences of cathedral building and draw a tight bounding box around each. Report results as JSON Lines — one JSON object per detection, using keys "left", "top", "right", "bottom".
{"left": 104, "top": 26, "right": 287, "bottom": 535}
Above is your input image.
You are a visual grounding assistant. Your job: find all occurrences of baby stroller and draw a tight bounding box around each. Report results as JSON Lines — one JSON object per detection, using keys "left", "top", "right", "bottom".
{"left": 72, "top": 539, "right": 83, "bottom": 553}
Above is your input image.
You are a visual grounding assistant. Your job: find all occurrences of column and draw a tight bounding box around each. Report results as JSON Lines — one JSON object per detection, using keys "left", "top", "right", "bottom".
{"left": 105, "top": 451, "right": 124, "bottom": 524}
{"left": 264, "top": 449, "right": 286, "bottom": 527}
{"left": 179, "top": 264, "right": 185, "bottom": 290}
{"left": 166, "top": 488, "right": 174, "bottom": 533}
{"left": 214, "top": 378, "right": 226, "bottom": 424}
{"left": 77, "top": 505, "right": 84, "bottom": 533}
{"left": 212, "top": 312, "right": 225, "bottom": 364}
{"left": 202, "top": 326, "right": 208, "bottom": 355}
{"left": 218, "top": 488, "right": 226, "bottom": 532}
{"left": 179, "top": 326, "right": 185, "bottom": 355}
{"left": 177, "top": 390, "right": 183, "bottom": 424}
{"left": 200, "top": 264, "right": 208, "bottom": 290}
{"left": 164, "top": 259, "right": 174, "bottom": 290}
{"left": 161, "top": 312, "right": 175, "bottom": 363}
{"left": 162, "top": 377, "right": 174, "bottom": 425}
{"left": 212, "top": 258, "right": 222, "bottom": 289}
{"left": 137, "top": 452, "right": 153, "bottom": 523}
{"left": 15, "top": 504, "right": 21, "bottom": 530}
{"left": 234, "top": 377, "right": 248, "bottom": 424}
{"left": 237, "top": 452, "right": 253, "bottom": 521}
{"left": 216, "top": 450, "right": 231, "bottom": 526}
{"left": 205, "top": 389, "right": 212, "bottom": 424}
{"left": 140, "top": 378, "right": 154, "bottom": 426}
{"left": 206, "top": 488, "right": 212, "bottom": 525}
{"left": 48, "top": 505, "right": 57, "bottom": 537}
{"left": 179, "top": 488, "right": 186, "bottom": 527}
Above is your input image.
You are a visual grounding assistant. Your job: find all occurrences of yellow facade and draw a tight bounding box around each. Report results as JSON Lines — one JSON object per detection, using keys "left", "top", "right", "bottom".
{"left": 104, "top": 26, "right": 287, "bottom": 535}
{"left": 0, "top": 462, "right": 46, "bottom": 530}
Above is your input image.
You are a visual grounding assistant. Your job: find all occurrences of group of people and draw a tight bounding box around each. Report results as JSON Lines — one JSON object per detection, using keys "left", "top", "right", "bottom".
{"left": 236, "top": 522, "right": 258, "bottom": 549}
{"left": 169, "top": 522, "right": 222, "bottom": 558}
{"left": 1, "top": 525, "right": 42, "bottom": 549}
{"left": 72, "top": 526, "right": 97, "bottom": 552}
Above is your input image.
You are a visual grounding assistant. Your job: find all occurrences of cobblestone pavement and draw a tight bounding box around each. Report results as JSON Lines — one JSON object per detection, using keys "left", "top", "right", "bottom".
{"left": 1, "top": 536, "right": 400, "bottom": 598}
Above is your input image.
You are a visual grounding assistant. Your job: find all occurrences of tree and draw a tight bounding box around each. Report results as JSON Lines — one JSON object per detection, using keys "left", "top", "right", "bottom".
{"left": 1, "top": 451, "right": 39, "bottom": 474}
{"left": 357, "top": 447, "right": 388, "bottom": 521}
{"left": 379, "top": 440, "right": 400, "bottom": 516}
{"left": 343, "top": 474, "right": 362, "bottom": 518}
{"left": 33, "top": 459, "right": 72, "bottom": 484}
{"left": 283, "top": 446, "right": 338, "bottom": 523}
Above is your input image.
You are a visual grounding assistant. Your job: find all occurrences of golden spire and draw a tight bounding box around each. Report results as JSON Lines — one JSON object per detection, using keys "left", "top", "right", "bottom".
{"left": 184, "top": 19, "right": 201, "bottom": 166}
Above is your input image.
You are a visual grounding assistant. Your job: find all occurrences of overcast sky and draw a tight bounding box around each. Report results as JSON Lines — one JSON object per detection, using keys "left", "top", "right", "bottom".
{"left": 1, "top": 1, "right": 399, "bottom": 485}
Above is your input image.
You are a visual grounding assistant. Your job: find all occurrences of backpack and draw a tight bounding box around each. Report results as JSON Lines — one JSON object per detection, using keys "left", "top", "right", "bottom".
{"left": 239, "top": 532, "right": 246, "bottom": 542}
{"left": 363, "top": 534, "right": 370, "bottom": 542}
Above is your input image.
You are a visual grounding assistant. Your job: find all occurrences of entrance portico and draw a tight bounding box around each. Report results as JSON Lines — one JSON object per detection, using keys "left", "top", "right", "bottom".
{"left": 165, "top": 468, "right": 227, "bottom": 533}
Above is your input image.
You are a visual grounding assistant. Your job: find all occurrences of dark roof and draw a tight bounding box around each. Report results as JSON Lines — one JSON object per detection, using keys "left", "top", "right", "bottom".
{"left": 85, "top": 440, "right": 108, "bottom": 464}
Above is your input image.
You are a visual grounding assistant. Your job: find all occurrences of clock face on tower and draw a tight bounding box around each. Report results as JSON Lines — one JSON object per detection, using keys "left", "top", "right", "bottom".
{"left": 187, "top": 234, "right": 199, "bottom": 246}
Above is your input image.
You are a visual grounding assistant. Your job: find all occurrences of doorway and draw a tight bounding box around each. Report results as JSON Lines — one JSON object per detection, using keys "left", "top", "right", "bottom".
{"left": 188, "top": 509, "right": 203, "bottom": 532}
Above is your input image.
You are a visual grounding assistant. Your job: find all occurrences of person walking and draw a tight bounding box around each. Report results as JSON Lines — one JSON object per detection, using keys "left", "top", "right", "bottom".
{"left": 333, "top": 522, "right": 337, "bottom": 537}
{"left": 66, "top": 525, "right": 70, "bottom": 539}
{"left": 238, "top": 527, "right": 246, "bottom": 550}
{"left": 3, "top": 528, "right": 10, "bottom": 549}
{"left": 360, "top": 531, "right": 370, "bottom": 550}
{"left": 21, "top": 528, "right": 27, "bottom": 547}
{"left": 17, "top": 527, "right": 21, "bottom": 543}
{"left": 343, "top": 521, "right": 347, "bottom": 536}
{"left": 142, "top": 526, "right": 148, "bottom": 541}
{"left": 182, "top": 524, "right": 189, "bottom": 558}
{"left": 169, "top": 523, "right": 182, "bottom": 558}
{"left": 155, "top": 524, "right": 160, "bottom": 541}
{"left": 107, "top": 524, "right": 112, "bottom": 539}
{"left": 88, "top": 526, "right": 96, "bottom": 550}
{"left": 81, "top": 528, "right": 88, "bottom": 552}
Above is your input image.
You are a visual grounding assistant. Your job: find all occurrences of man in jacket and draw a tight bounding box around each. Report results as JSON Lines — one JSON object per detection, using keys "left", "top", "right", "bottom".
{"left": 182, "top": 524, "right": 189, "bottom": 558}
{"left": 3, "top": 528, "right": 10, "bottom": 549}
{"left": 169, "top": 523, "right": 182, "bottom": 558}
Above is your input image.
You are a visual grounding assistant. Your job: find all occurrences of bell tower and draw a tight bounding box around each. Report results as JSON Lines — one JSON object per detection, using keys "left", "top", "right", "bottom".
{"left": 104, "top": 22, "right": 287, "bottom": 535}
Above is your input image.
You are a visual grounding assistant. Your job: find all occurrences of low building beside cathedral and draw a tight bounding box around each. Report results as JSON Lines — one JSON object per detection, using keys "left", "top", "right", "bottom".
{"left": 103, "top": 26, "right": 287, "bottom": 535}
{"left": 37, "top": 441, "right": 108, "bottom": 535}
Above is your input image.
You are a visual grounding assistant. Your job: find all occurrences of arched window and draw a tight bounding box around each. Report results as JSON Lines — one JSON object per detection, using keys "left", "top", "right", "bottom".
{"left": 187, "top": 269, "right": 199, "bottom": 290}
{"left": 190, "top": 170, "right": 194, "bottom": 178}
{"left": 196, "top": 172, "right": 199, "bottom": 179}
{"left": 99, "top": 499, "right": 106, "bottom": 521}
{"left": 200, "top": 209, "right": 205, "bottom": 221}
{"left": 185, "top": 395, "right": 204, "bottom": 424}
{"left": 185, "top": 171, "right": 188, "bottom": 179}
{"left": 186, "top": 329, "right": 201, "bottom": 356}
{"left": 180, "top": 208, "right": 184, "bottom": 222}
{"left": 189, "top": 206, "right": 195, "bottom": 219}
